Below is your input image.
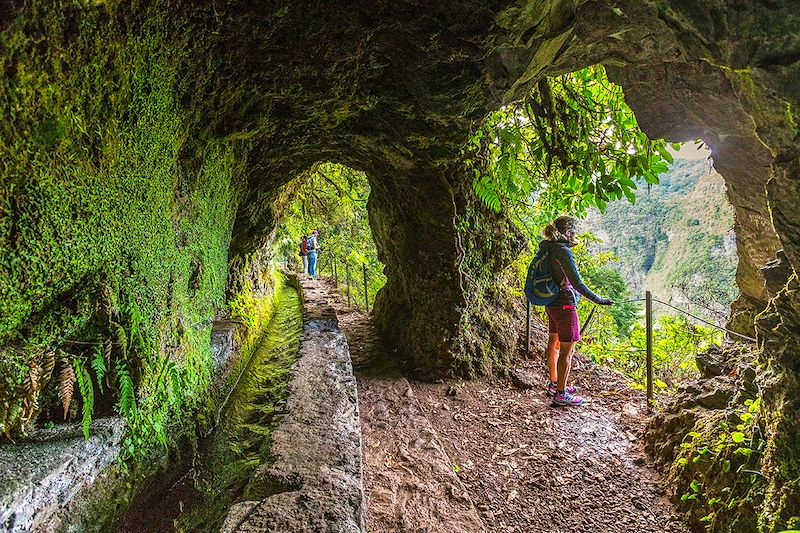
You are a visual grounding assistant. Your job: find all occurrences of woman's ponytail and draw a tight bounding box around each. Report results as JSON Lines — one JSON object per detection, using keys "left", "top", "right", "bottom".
{"left": 543, "top": 223, "right": 559, "bottom": 241}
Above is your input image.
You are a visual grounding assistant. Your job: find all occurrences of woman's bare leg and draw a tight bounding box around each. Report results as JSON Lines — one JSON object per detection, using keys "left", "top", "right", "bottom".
{"left": 556, "top": 341, "right": 576, "bottom": 392}
{"left": 546, "top": 333, "right": 560, "bottom": 383}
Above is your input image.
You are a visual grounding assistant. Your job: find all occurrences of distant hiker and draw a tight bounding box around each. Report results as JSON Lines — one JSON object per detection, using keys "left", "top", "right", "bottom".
{"left": 307, "top": 230, "right": 320, "bottom": 278}
{"left": 300, "top": 233, "right": 309, "bottom": 275}
{"left": 536, "top": 215, "right": 613, "bottom": 407}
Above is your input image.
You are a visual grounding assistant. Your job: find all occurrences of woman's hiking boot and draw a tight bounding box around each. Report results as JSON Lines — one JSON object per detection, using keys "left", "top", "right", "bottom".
{"left": 547, "top": 382, "right": 577, "bottom": 397}
{"left": 552, "top": 390, "right": 584, "bottom": 406}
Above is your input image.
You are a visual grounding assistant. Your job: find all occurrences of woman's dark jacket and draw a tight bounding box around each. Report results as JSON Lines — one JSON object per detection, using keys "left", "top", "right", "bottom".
{"left": 538, "top": 239, "right": 606, "bottom": 308}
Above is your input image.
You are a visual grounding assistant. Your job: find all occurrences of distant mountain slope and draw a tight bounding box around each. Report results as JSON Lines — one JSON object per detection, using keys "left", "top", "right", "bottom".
{"left": 585, "top": 156, "right": 738, "bottom": 324}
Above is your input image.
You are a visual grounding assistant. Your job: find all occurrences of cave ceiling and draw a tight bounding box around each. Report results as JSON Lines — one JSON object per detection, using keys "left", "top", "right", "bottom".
{"left": 212, "top": 1, "right": 797, "bottom": 320}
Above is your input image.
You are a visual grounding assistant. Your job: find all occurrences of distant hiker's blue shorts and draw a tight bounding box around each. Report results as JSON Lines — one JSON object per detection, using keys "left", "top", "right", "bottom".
{"left": 546, "top": 305, "right": 580, "bottom": 343}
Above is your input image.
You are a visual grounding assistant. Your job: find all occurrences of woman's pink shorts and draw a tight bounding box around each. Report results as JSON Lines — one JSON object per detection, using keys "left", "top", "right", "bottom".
{"left": 546, "top": 305, "right": 581, "bottom": 343}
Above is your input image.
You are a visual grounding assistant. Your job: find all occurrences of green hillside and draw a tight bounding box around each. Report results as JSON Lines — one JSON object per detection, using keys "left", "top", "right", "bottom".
{"left": 585, "top": 155, "right": 738, "bottom": 325}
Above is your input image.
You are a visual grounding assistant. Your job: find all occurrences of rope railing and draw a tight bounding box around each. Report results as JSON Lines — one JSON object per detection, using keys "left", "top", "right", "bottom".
{"left": 649, "top": 297, "right": 756, "bottom": 343}
{"left": 608, "top": 296, "right": 757, "bottom": 343}
{"left": 524, "top": 289, "right": 758, "bottom": 409}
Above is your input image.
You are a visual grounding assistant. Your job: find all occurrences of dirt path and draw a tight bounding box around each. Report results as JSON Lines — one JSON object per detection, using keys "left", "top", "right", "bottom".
{"left": 319, "top": 279, "right": 689, "bottom": 533}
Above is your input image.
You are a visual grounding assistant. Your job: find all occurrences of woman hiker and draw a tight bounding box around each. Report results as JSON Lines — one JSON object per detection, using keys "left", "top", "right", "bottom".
{"left": 300, "top": 233, "right": 309, "bottom": 275}
{"left": 539, "top": 215, "right": 614, "bottom": 407}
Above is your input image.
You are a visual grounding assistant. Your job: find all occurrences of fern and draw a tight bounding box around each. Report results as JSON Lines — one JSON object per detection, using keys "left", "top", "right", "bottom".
{"left": 91, "top": 343, "right": 106, "bottom": 394}
{"left": 3, "top": 404, "right": 20, "bottom": 440}
{"left": 74, "top": 359, "right": 94, "bottom": 440}
{"left": 58, "top": 354, "right": 76, "bottom": 420}
{"left": 23, "top": 359, "right": 39, "bottom": 395}
{"left": 103, "top": 337, "right": 112, "bottom": 368}
{"left": 473, "top": 174, "right": 502, "bottom": 213}
{"left": 126, "top": 300, "right": 148, "bottom": 356}
{"left": 112, "top": 320, "right": 128, "bottom": 360}
{"left": 116, "top": 361, "right": 136, "bottom": 419}
{"left": 42, "top": 350, "right": 56, "bottom": 383}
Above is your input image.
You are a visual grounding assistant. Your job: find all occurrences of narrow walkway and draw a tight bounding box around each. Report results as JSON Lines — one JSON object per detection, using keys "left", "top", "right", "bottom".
{"left": 319, "top": 279, "right": 688, "bottom": 533}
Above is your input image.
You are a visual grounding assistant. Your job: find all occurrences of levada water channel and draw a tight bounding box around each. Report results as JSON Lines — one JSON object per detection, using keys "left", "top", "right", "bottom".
{"left": 118, "top": 275, "right": 303, "bottom": 532}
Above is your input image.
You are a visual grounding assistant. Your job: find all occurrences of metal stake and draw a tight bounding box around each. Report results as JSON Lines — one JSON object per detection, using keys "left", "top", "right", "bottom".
{"left": 363, "top": 264, "right": 369, "bottom": 313}
{"left": 346, "top": 263, "right": 351, "bottom": 307}
{"left": 646, "top": 290, "right": 653, "bottom": 409}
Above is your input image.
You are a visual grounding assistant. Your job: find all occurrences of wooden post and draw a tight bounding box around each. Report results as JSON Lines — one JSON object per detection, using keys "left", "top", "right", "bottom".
{"left": 346, "top": 262, "right": 351, "bottom": 307}
{"left": 526, "top": 300, "right": 531, "bottom": 356}
{"left": 646, "top": 290, "right": 653, "bottom": 409}
{"left": 333, "top": 257, "right": 338, "bottom": 286}
{"left": 363, "top": 263, "right": 369, "bottom": 313}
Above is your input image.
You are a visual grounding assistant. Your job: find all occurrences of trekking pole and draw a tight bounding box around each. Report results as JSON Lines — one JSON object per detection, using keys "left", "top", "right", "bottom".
{"left": 579, "top": 305, "right": 597, "bottom": 336}
{"left": 646, "top": 290, "right": 654, "bottom": 410}
{"left": 333, "top": 256, "right": 338, "bottom": 286}
{"left": 363, "top": 264, "right": 369, "bottom": 313}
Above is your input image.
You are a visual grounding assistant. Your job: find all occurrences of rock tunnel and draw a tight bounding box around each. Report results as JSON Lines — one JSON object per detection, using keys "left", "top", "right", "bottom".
{"left": 1, "top": 0, "right": 799, "bottom": 529}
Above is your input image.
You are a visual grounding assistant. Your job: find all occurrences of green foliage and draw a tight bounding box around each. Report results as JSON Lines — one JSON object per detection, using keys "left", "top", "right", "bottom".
{"left": 229, "top": 280, "right": 259, "bottom": 331}
{"left": 73, "top": 358, "right": 94, "bottom": 440}
{"left": 0, "top": 347, "right": 40, "bottom": 438}
{"left": 277, "top": 162, "right": 386, "bottom": 310}
{"left": 0, "top": 2, "right": 241, "bottom": 465}
{"left": 91, "top": 343, "right": 106, "bottom": 394}
{"left": 116, "top": 361, "right": 137, "bottom": 421}
{"left": 465, "top": 65, "right": 671, "bottom": 234}
{"left": 582, "top": 312, "right": 722, "bottom": 389}
{"left": 675, "top": 398, "right": 767, "bottom": 531}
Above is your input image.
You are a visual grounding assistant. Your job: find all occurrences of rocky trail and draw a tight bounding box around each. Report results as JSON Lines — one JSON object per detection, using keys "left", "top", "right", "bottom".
{"left": 320, "top": 279, "right": 689, "bottom": 533}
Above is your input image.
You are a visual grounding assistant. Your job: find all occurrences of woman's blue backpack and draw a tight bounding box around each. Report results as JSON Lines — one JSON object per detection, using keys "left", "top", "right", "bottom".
{"left": 524, "top": 247, "right": 560, "bottom": 306}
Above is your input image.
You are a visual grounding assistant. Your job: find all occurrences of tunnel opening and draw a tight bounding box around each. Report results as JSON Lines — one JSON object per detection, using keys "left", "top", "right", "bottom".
{"left": 587, "top": 140, "right": 739, "bottom": 327}
{"left": 462, "top": 64, "right": 749, "bottom": 393}
{"left": 580, "top": 140, "right": 741, "bottom": 390}
{"left": 275, "top": 162, "right": 386, "bottom": 311}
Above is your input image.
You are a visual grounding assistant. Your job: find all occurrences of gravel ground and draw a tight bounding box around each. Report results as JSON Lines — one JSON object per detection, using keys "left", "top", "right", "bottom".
{"left": 322, "top": 279, "right": 689, "bottom": 533}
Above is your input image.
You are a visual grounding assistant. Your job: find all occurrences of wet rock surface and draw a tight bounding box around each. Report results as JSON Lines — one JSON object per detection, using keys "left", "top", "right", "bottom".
{"left": 210, "top": 319, "right": 237, "bottom": 373}
{"left": 0, "top": 418, "right": 125, "bottom": 532}
{"left": 221, "top": 276, "right": 366, "bottom": 532}
{"left": 323, "top": 279, "right": 687, "bottom": 533}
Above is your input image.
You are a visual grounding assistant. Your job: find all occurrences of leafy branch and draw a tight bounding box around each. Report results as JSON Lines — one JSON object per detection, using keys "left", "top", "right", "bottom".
{"left": 465, "top": 65, "right": 675, "bottom": 229}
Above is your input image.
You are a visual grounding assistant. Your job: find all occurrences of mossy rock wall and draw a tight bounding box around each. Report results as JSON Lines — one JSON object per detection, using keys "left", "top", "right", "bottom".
{"left": 0, "top": 1, "right": 268, "bottom": 463}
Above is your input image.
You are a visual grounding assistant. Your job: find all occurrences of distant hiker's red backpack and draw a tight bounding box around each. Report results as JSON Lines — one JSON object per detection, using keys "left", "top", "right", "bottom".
{"left": 300, "top": 236, "right": 308, "bottom": 256}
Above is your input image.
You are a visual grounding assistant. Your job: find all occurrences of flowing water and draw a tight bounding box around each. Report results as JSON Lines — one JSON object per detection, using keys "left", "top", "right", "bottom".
{"left": 118, "top": 278, "right": 303, "bottom": 532}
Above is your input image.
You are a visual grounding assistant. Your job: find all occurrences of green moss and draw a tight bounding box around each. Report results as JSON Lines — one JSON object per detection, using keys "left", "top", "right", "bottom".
{"left": 176, "top": 274, "right": 302, "bottom": 531}
{"left": 0, "top": 1, "right": 248, "bottom": 468}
